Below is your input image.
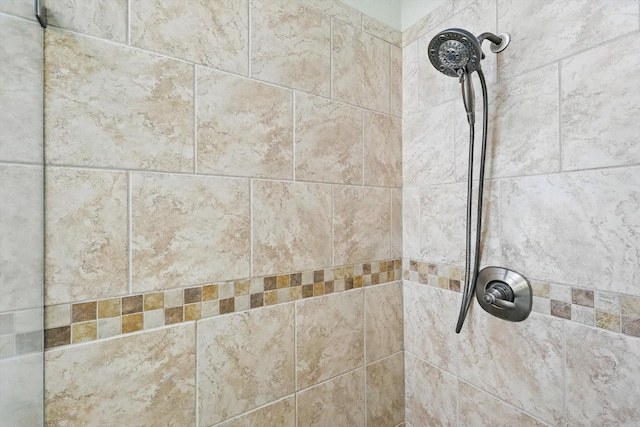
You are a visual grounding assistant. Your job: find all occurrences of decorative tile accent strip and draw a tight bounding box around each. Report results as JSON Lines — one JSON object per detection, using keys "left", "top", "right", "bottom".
{"left": 403, "top": 258, "right": 640, "bottom": 340}
{"left": 0, "top": 308, "right": 43, "bottom": 360}
{"left": 44, "top": 259, "right": 402, "bottom": 349}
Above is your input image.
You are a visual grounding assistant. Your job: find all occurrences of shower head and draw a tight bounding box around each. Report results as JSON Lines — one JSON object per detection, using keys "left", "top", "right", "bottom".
{"left": 427, "top": 28, "right": 483, "bottom": 77}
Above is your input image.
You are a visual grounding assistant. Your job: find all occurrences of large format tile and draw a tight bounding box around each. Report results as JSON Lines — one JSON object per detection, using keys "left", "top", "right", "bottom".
{"left": 45, "top": 324, "right": 196, "bottom": 426}
{"left": 45, "top": 29, "right": 194, "bottom": 172}
{"left": 130, "top": 0, "right": 248, "bottom": 74}
{"left": 0, "top": 354, "right": 43, "bottom": 426}
{"left": 45, "top": 168, "right": 127, "bottom": 304}
{"left": 333, "top": 186, "right": 391, "bottom": 265}
{"left": 365, "top": 282, "right": 403, "bottom": 363}
{"left": 46, "top": 0, "right": 127, "bottom": 42}
{"left": 391, "top": 188, "right": 402, "bottom": 259}
{"left": 0, "top": 14, "right": 42, "bottom": 163}
{"left": 390, "top": 45, "right": 402, "bottom": 117}
{"left": 131, "top": 173, "right": 250, "bottom": 293}
{"left": 566, "top": 323, "right": 640, "bottom": 426}
{"left": 364, "top": 112, "right": 402, "bottom": 187}
{"left": 402, "top": 40, "right": 419, "bottom": 116}
{"left": 0, "top": 0, "right": 37, "bottom": 19}
{"left": 296, "top": 290, "right": 364, "bottom": 389}
{"left": 298, "top": 0, "right": 361, "bottom": 27}
{"left": 197, "top": 68, "right": 293, "bottom": 179}
{"left": 561, "top": 34, "right": 640, "bottom": 170}
{"left": 402, "top": 187, "right": 420, "bottom": 260}
{"left": 251, "top": 0, "right": 330, "bottom": 97}
{"left": 501, "top": 169, "right": 640, "bottom": 297}
{"left": 198, "top": 304, "right": 295, "bottom": 426}
{"left": 366, "top": 352, "right": 404, "bottom": 427}
{"left": 332, "top": 20, "right": 390, "bottom": 113}
{"left": 252, "top": 180, "right": 331, "bottom": 276}
{"left": 294, "top": 93, "right": 362, "bottom": 184}
{"left": 216, "top": 397, "right": 295, "bottom": 427}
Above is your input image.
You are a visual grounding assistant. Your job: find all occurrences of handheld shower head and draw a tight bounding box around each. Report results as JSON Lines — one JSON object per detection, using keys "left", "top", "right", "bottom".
{"left": 427, "top": 28, "right": 483, "bottom": 77}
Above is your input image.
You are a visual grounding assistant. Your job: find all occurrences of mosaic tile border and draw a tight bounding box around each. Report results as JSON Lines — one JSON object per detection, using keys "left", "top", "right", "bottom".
{"left": 44, "top": 259, "right": 402, "bottom": 349}
{"left": 403, "top": 258, "right": 640, "bottom": 339}
{"left": 0, "top": 307, "right": 43, "bottom": 360}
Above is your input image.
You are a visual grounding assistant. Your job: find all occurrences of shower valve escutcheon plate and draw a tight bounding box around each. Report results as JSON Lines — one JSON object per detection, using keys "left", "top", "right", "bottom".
{"left": 475, "top": 266, "right": 532, "bottom": 322}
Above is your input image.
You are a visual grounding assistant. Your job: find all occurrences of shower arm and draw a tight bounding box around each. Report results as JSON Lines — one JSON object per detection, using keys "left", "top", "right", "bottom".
{"left": 478, "top": 32, "right": 510, "bottom": 53}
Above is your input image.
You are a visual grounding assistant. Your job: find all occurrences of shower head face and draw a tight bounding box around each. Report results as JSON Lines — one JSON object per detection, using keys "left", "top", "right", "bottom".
{"left": 428, "top": 28, "right": 483, "bottom": 77}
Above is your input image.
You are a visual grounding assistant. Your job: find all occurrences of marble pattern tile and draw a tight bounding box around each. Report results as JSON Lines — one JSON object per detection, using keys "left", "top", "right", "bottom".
{"left": 332, "top": 19, "right": 390, "bottom": 113}
{"left": 501, "top": 169, "right": 640, "bottom": 297}
{"left": 130, "top": 0, "right": 248, "bottom": 74}
{"left": 391, "top": 189, "right": 402, "bottom": 259}
{"left": 0, "top": 354, "right": 43, "bottom": 426}
{"left": 561, "top": 33, "right": 640, "bottom": 170}
{"left": 131, "top": 173, "right": 250, "bottom": 292}
{"left": 46, "top": 0, "right": 127, "bottom": 42}
{"left": 216, "top": 396, "right": 295, "bottom": 427}
{"left": 252, "top": 180, "right": 332, "bottom": 276}
{"left": 404, "top": 281, "right": 460, "bottom": 374}
{"left": 45, "top": 168, "right": 126, "bottom": 305}
{"left": 402, "top": 187, "right": 421, "bottom": 260}
{"left": 198, "top": 304, "right": 295, "bottom": 426}
{"left": 390, "top": 45, "right": 402, "bottom": 117}
{"left": 497, "top": 0, "right": 639, "bottom": 78}
{"left": 0, "top": 14, "right": 43, "bottom": 163}
{"left": 402, "top": 0, "right": 453, "bottom": 47}
{"left": 251, "top": 0, "right": 330, "bottom": 97}
{"left": 297, "top": 368, "right": 365, "bottom": 427}
{"left": 0, "top": 0, "right": 38, "bottom": 19}
{"left": 197, "top": 67, "right": 293, "bottom": 179}
{"left": 298, "top": 0, "right": 361, "bottom": 27}
{"left": 294, "top": 93, "right": 362, "bottom": 184}
{"left": 459, "top": 310, "right": 565, "bottom": 425}
{"left": 365, "top": 282, "right": 403, "bottom": 363}
{"left": 402, "top": 40, "right": 419, "bottom": 116}
{"left": 364, "top": 112, "right": 402, "bottom": 187}
{"left": 362, "top": 14, "right": 401, "bottom": 46}
{"left": 405, "top": 352, "right": 457, "bottom": 427}
{"left": 45, "top": 29, "right": 194, "bottom": 172}
{"left": 366, "top": 352, "right": 404, "bottom": 427}
{"left": 566, "top": 322, "right": 640, "bottom": 425}
{"left": 45, "top": 324, "right": 196, "bottom": 426}
{"left": 296, "top": 290, "right": 364, "bottom": 389}
{"left": 333, "top": 186, "right": 391, "bottom": 265}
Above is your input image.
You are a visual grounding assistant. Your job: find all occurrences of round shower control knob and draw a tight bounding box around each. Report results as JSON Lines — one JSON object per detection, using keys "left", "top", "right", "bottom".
{"left": 475, "top": 267, "right": 532, "bottom": 322}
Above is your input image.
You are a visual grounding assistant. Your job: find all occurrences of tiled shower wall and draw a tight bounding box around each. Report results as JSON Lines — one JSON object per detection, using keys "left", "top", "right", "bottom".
{"left": 402, "top": 0, "right": 640, "bottom": 426}
{"left": 41, "top": 0, "right": 403, "bottom": 426}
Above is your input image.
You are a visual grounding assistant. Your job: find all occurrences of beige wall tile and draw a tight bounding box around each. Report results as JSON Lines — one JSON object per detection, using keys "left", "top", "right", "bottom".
{"left": 334, "top": 186, "right": 391, "bottom": 265}
{"left": 0, "top": 0, "right": 38, "bottom": 19}
{"left": 365, "top": 282, "right": 403, "bottom": 363}
{"left": 402, "top": 0, "right": 453, "bottom": 47}
{"left": 198, "top": 304, "right": 295, "bottom": 426}
{"left": 251, "top": 0, "right": 330, "bottom": 97}
{"left": 45, "top": 324, "right": 196, "bottom": 426}
{"left": 45, "top": 168, "right": 127, "bottom": 305}
{"left": 390, "top": 45, "right": 402, "bottom": 117}
{"left": 332, "top": 19, "right": 390, "bottom": 113}
{"left": 131, "top": 173, "right": 250, "bottom": 293}
{"left": 252, "top": 180, "right": 332, "bottom": 276}
{"left": 391, "top": 188, "right": 402, "bottom": 259}
{"left": 402, "top": 187, "right": 420, "bottom": 260}
{"left": 46, "top": 0, "right": 127, "bottom": 42}
{"left": 362, "top": 15, "right": 401, "bottom": 46}
{"left": 130, "top": 0, "right": 248, "bottom": 74}
{"left": 216, "top": 396, "right": 295, "bottom": 427}
{"left": 298, "top": 0, "right": 361, "bottom": 27}
{"left": 297, "top": 369, "right": 365, "bottom": 427}
{"left": 296, "top": 290, "right": 364, "bottom": 389}
{"left": 45, "top": 29, "right": 194, "bottom": 172}
{"left": 295, "top": 93, "right": 363, "bottom": 184}
{"left": 402, "top": 40, "right": 419, "bottom": 116}
{"left": 0, "top": 354, "right": 43, "bottom": 426}
{"left": 364, "top": 111, "right": 402, "bottom": 187}
{"left": 366, "top": 352, "right": 404, "bottom": 427}
{"left": 197, "top": 68, "right": 293, "bottom": 179}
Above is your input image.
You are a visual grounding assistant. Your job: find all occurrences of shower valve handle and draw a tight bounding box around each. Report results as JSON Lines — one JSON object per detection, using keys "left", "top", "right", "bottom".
{"left": 482, "top": 286, "right": 516, "bottom": 310}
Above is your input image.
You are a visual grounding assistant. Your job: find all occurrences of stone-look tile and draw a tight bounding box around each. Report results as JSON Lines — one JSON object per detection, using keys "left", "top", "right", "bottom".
{"left": 46, "top": 0, "right": 127, "bottom": 42}
{"left": 334, "top": 186, "right": 391, "bottom": 265}
{"left": 621, "top": 296, "right": 640, "bottom": 318}
{"left": 251, "top": 0, "right": 330, "bottom": 97}
{"left": 365, "top": 282, "right": 403, "bottom": 363}
{"left": 497, "top": 0, "right": 638, "bottom": 79}
{"left": 297, "top": 369, "right": 365, "bottom": 427}
{"left": 0, "top": 14, "right": 43, "bottom": 163}
{"left": 402, "top": 188, "right": 420, "bottom": 260}
{"left": 362, "top": 15, "right": 401, "bottom": 46}
{"left": 405, "top": 352, "right": 457, "bottom": 427}
{"left": 562, "top": 34, "right": 640, "bottom": 170}
{"left": 572, "top": 288, "right": 594, "bottom": 308}
{"left": 332, "top": 20, "right": 390, "bottom": 113}
{"left": 501, "top": 169, "right": 640, "bottom": 297}
{"left": 366, "top": 353, "right": 404, "bottom": 427}
{"left": 217, "top": 396, "right": 295, "bottom": 427}
{"left": 566, "top": 322, "right": 640, "bottom": 425}
{"left": 0, "top": 354, "right": 43, "bottom": 426}
{"left": 459, "top": 310, "right": 564, "bottom": 425}
{"left": 391, "top": 189, "right": 402, "bottom": 259}
{"left": 198, "top": 304, "right": 294, "bottom": 426}
{"left": 571, "top": 305, "right": 594, "bottom": 326}
{"left": 294, "top": 93, "right": 362, "bottom": 184}
{"left": 404, "top": 282, "right": 459, "bottom": 373}
{"left": 130, "top": 0, "right": 248, "bottom": 74}
{"left": 402, "top": 0, "right": 453, "bottom": 47}
{"left": 298, "top": 0, "right": 361, "bottom": 27}
{"left": 45, "top": 324, "right": 196, "bottom": 426}
{"left": 197, "top": 68, "right": 293, "bottom": 179}
{"left": 364, "top": 112, "right": 402, "bottom": 187}
{"left": 0, "top": 0, "right": 39, "bottom": 19}
{"left": 45, "top": 29, "right": 194, "bottom": 172}
{"left": 0, "top": 165, "right": 43, "bottom": 312}
{"left": 45, "top": 168, "right": 127, "bottom": 305}
{"left": 252, "top": 180, "right": 331, "bottom": 276}
{"left": 595, "top": 292, "right": 620, "bottom": 313}
{"left": 402, "top": 40, "right": 419, "bottom": 116}
{"left": 452, "top": 0, "right": 476, "bottom": 14}
{"left": 622, "top": 316, "right": 640, "bottom": 337}
{"left": 404, "top": 102, "right": 455, "bottom": 186}
{"left": 595, "top": 310, "right": 620, "bottom": 333}
{"left": 390, "top": 45, "right": 402, "bottom": 117}
{"left": 296, "top": 290, "right": 364, "bottom": 389}
{"left": 420, "top": 181, "right": 501, "bottom": 267}
{"left": 459, "top": 382, "right": 548, "bottom": 427}
{"left": 132, "top": 173, "right": 250, "bottom": 293}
